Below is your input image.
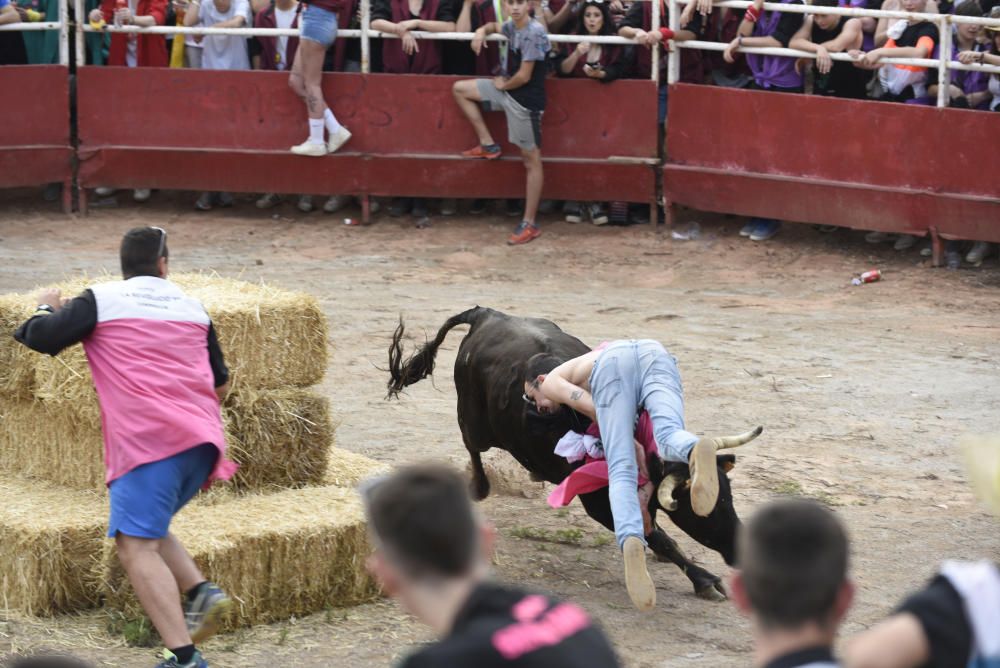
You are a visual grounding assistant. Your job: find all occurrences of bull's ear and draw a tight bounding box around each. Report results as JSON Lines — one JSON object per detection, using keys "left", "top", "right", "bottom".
{"left": 717, "top": 454, "right": 736, "bottom": 473}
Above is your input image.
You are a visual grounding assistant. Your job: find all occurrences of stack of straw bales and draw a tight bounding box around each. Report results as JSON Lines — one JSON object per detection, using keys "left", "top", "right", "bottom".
{"left": 0, "top": 274, "right": 386, "bottom": 627}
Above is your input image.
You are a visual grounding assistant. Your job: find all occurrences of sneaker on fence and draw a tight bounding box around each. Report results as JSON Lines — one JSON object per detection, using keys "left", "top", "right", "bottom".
{"left": 216, "top": 192, "right": 234, "bottom": 208}
{"left": 966, "top": 241, "right": 993, "bottom": 266}
{"left": 133, "top": 189, "right": 152, "bottom": 203}
{"left": 462, "top": 143, "right": 502, "bottom": 160}
{"left": 865, "top": 231, "right": 892, "bottom": 244}
{"left": 739, "top": 219, "right": 758, "bottom": 237}
{"left": 297, "top": 195, "right": 314, "bottom": 213}
{"left": 749, "top": 219, "right": 781, "bottom": 242}
{"left": 95, "top": 187, "right": 116, "bottom": 197}
{"left": 323, "top": 195, "right": 350, "bottom": 214}
{"left": 508, "top": 221, "right": 541, "bottom": 246}
{"left": 256, "top": 193, "right": 283, "bottom": 209}
{"left": 291, "top": 140, "right": 328, "bottom": 157}
{"left": 327, "top": 126, "right": 352, "bottom": 154}
{"left": 156, "top": 649, "right": 208, "bottom": 668}
{"left": 195, "top": 192, "right": 213, "bottom": 211}
{"left": 185, "top": 582, "right": 232, "bottom": 644}
{"left": 893, "top": 234, "right": 916, "bottom": 251}
{"left": 588, "top": 202, "right": 609, "bottom": 226}
{"left": 564, "top": 201, "right": 583, "bottom": 223}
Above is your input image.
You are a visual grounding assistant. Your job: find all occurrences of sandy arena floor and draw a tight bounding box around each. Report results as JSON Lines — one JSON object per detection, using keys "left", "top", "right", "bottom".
{"left": 1, "top": 189, "right": 998, "bottom": 667}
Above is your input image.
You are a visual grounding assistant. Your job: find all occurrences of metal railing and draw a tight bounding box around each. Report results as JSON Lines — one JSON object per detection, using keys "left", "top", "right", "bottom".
{"left": 667, "top": 0, "right": 1000, "bottom": 107}
{"left": 56, "top": 0, "right": 1000, "bottom": 109}
{"left": 0, "top": 0, "right": 68, "bottom": 65}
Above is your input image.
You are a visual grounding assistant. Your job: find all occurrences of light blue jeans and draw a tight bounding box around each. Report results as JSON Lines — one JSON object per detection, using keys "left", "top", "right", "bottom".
{"left": 589, "top": 339, "right": 699, "bottom": 548}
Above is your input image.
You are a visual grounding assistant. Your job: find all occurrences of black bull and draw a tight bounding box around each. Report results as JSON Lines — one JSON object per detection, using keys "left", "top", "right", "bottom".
{"left": 387, "top": 306, "right": 757, "bottom": 601}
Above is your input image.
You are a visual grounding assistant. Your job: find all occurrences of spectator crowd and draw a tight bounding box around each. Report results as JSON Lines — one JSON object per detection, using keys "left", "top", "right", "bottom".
{"left": 0, "top": 0, "right": 997, "bottom": 252}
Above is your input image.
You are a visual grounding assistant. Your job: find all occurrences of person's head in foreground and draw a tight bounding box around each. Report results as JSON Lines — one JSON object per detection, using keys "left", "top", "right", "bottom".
{"left": 730, "top": 499, "right": 853, "bottom": 668}
{"left": 843, "top": 435, "right": 1000, "bottom": 668}
{"left": 361, "top": 464, "right": 622, "bottom": 667}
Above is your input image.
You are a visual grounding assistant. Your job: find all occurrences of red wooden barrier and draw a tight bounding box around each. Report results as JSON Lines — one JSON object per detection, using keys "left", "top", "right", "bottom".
{"left": 76, "top": 68, "right": 657, "bottom": 209}
{"left": 663, "top": 84, "right": 1000, "bottom": 249}
{"left": 0, "top": 65, "right": 73, "bottom": 212}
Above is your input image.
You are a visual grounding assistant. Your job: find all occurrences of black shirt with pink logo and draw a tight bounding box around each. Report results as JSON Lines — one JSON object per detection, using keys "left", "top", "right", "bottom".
{"left": 399, "top": 583, "right": 621, "bottom": 668}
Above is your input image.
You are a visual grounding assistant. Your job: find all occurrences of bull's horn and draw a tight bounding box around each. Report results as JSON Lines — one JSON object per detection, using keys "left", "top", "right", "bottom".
{"left": 657, "top": 472, "right": 687, "bottom": 511}
{"left": 713, "top": 425, "right": 764, "bottom": 451}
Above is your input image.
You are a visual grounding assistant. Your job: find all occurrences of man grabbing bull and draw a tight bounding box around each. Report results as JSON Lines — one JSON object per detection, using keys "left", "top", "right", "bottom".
{"left": 523, "top": 339, "right": 754, "bottom": 612}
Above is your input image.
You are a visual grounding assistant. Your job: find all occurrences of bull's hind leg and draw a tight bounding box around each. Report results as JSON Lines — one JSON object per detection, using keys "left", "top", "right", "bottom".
{"left": 646, "top": 527, "right": 727, "bottom": 602}
{"left": 466, "top": 448, "right": 491, "bottom": 501}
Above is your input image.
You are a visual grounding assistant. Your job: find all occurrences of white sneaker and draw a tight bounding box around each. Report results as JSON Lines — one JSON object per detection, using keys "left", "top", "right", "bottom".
{"left": 297, "top": 195, "right": 314, "bottom": 213}
{"left": 893, "top": 234, "right": 916, "bottom": 251}
{"left": 865, "top": 231, "right": 892, "bottom": 244}
{"left": 133, "top": 188, "right": 152, "bottom": 202}
{"left": 327, "top": 126, "right": 352, "bottom": 154}
{"left": 95, "top": 187, "right": 115, "bottom": 197}
{"left": 291, "top": 141, "right": 328, "bottom": 157}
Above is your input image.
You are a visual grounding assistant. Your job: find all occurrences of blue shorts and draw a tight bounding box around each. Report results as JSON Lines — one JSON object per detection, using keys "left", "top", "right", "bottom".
{"left": 300, "top": 4, "right": 338, "bottom": 48}
{"left": 108, "top": 443, "right": 218, "bottom": 539}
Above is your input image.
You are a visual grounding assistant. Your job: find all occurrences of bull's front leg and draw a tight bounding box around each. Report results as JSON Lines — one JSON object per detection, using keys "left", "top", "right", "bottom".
{"left": 646, "top": 527, "right": 727, "bottom": 602}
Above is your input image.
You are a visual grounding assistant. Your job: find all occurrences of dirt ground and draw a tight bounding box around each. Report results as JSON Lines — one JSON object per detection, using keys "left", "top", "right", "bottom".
{"left": 1, "top": 189, "right": 999, "bottom": 668}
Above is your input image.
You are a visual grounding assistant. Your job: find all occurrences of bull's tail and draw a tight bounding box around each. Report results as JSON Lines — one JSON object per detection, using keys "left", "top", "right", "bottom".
{"left": 386, "top": 307, "right": 490, "bottom": 399}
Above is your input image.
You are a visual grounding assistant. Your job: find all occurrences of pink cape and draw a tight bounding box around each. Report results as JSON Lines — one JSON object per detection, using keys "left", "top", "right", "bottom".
{"left": 547, "top": 412, "right": 658, "bottom": 508}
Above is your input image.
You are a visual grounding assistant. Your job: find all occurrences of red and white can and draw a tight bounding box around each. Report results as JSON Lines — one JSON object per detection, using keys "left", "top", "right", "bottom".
{"left": 860, "top": 269, "right": 882, "bottom": 283}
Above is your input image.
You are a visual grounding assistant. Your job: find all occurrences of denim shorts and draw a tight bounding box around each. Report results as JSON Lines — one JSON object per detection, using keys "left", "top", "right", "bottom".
{"left": 107, "top": 443, "right": 218, "bottom": 539}
{"left": 300, "top": 4, "right": 338, "bottom": 48}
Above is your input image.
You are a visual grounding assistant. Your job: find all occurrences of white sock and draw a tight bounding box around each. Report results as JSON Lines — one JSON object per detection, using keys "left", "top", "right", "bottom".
{"left": 308, "top": 118, "right": 325, "bottom": 145}
{"left": 323, "top": 108, "right": 342, "bottom": 134}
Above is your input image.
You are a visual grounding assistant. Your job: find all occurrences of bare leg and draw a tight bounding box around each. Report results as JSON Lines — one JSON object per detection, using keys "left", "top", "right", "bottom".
{"left": 522, "top": 148, "right": 543, "bottom": 224}
{"left": 298, "top": 39, "right": 329, "bottom": 120}
{"left": 452, "top": 80, "right": 496, "bottom": 146}
{"left": 116, "top": 534, "right": 191, "bottom": 649}
{"left": 158, "top": 532, "right": 205, "bottom": 593}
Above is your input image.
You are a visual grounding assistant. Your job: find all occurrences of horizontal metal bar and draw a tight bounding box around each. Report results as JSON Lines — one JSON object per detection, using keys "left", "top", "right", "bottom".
{"left": 677, "top": 39, "right": 1000, "bottom": 75}
{"left": 674, "top": 0, "right": 1000, "bottom": 27}
{"left": 0, "top": 21, "right": 61, "bottom": 31}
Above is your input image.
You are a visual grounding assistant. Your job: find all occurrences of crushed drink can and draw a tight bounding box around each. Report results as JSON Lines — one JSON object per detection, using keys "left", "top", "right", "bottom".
{"left": 852, "top": 269, "right": 882, "bottom": 285}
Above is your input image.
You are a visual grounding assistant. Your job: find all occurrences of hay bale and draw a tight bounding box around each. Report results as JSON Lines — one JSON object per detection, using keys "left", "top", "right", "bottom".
{"left": 0, "top": 476, "right": 106, "bottom": 615}
{"left": 0, "top": 398, "right": 105, "bottom": 491}
{"left": 0, "top": 293, "right": 38, "bottom": 400}
{"left": 324, "top": 447, "right": 390, "bottom": 489}
{"left": 7, "top": 273, "right": 328, "bottom": 403}
{"left": 100, "top": 485, "right": 380, "bottom": 628}
{"left": 224, "top": 388, "right": 332, "bottom": 492}
{"left": 0, "top": 388, "right": 334, "bottom": 492}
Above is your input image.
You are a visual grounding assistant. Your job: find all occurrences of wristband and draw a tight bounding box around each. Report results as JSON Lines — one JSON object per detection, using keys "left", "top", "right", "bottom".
{"left": 35, "top": 304, "right": 55, "bottom": 314}
{"left": 659, "top": 26, "right": 675, "bottom": 41}
{"left": 744, "top": 5, "right": 760, "bottom": 22}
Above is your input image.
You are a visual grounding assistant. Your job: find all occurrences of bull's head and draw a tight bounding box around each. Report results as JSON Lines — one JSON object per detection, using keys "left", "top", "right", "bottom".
{"left": 650, "top": 426, "right": 763, "bottom": 566}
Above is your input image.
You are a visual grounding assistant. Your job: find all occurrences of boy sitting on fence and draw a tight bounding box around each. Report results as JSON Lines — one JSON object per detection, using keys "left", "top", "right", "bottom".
{"left": 452, "top": 0, "right": 550, "bottom": 246}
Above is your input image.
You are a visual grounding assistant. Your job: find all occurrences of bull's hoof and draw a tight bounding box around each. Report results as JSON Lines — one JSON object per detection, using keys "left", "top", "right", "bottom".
{"left": 695, "top": 580, "right": 727, "bottom": 602}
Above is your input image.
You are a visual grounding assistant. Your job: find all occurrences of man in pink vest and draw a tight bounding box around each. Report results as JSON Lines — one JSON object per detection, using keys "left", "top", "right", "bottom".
{"left": 15, "top": 227, "right": 238, "bottom": 668}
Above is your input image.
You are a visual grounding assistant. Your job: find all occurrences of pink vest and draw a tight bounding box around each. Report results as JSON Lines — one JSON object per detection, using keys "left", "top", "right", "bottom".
{"left": 84, "top": 276, "right": 237, "bottom": 485}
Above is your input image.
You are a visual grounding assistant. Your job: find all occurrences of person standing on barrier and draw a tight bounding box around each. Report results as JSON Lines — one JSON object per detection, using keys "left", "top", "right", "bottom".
{"left": 287, "top": 0, "right": 352, "bottom": 156}
{"left": 13, "top": 228, "right": 238, "bottom": 668}
{"left": 452, "top": 0, "right": 550, "bottom": 245}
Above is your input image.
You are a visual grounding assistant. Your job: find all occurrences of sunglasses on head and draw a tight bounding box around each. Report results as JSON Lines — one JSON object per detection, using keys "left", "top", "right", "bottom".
{"left": 150, "top": 226, "right": 166, "bottom": 259}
